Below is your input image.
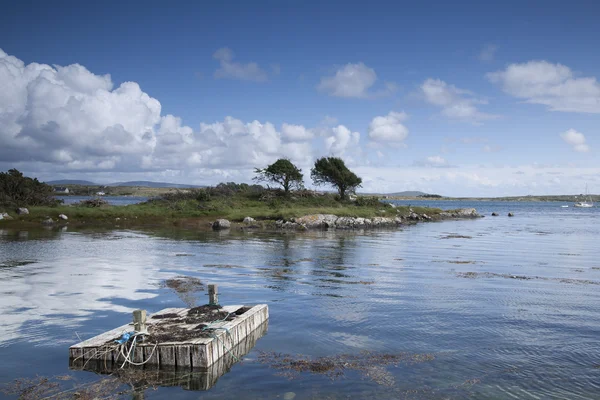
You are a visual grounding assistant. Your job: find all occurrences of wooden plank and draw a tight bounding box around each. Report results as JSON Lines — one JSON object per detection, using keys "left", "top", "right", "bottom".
{"left": 70, "top": 323, "right": 132, "bottom": 349}
{"left": 144, "top": 343, "right": 160, "bottom": 367}
{"left": 175, "top": 345, "right": 192, "bottom": 368}
{"left": 158, "top": 345, "right": 176, "bottom": 367}
{"left": 191, "top": 343, "right": 207, "bottom": 369}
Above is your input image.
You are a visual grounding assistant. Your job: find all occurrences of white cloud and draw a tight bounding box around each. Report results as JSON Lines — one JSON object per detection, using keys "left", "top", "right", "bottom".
{"left": 482, "top": 144, "right": 502, "bottom": 153}
{"left": 414, "top": 155, "right": 450, "bottom": 167}
{"left": 213, "top": 47, "right": 268, "bottom": 82}
{"left": 420, "top": 78, "right": 498, "bottom": 123}
{"left": 487, "top": 61, "right": 600, "bottom": 113}
{"left": 560, "top": 129, "right": 590, "bottom": 152}
{"left": 324, "top": 125, "right": 360, "bottom": 156}
{"left": 281, "top": 123, "right": 313, "bottom": 141}
{"left": 0, "top": 49, "right": 317, "bottom": 178}
{"left": 317, "top": 63, "right": 396, "bottom": 98}
{"left": 478, "top": 44, "right": 497, "bottom": 62}
{"left": 368, "top": 111, "right": 409, "bottom": 143}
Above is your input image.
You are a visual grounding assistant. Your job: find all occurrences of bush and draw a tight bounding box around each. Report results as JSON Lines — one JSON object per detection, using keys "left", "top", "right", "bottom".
{"left": 0, "top": 169, "right": 62, "bottom": 208}
{"left": 355, "top": 196, "right": 382, "bottom": 207}
{"left": 76, "top": 198, "right": 109, "bottom": 208}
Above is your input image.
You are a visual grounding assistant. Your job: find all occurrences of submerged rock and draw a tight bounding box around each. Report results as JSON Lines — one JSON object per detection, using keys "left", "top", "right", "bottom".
{"left": 41, "top": 217, "right": 54, "bottom": 225}
{"left": 16, "top": 208, "right": 29, "bottom": 215}
{"left": 243, "top": 216, "right": 255, "bottom": 224}
{"left": 212, "top": 219, "right": 231, "bottom": 230}
{"left": 508, "top": 212, "right": 514, "bottom": 217}
{"left": 492, "top": 212, "right": 499, "bottom": 216}
{"left": 454, "top": 208, "right": 479, "bottom": 217}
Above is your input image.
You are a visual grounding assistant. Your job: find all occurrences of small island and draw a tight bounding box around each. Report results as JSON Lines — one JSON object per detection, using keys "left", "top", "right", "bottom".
{"left": 0, "top": 159, "right": 481, "bottom": 231}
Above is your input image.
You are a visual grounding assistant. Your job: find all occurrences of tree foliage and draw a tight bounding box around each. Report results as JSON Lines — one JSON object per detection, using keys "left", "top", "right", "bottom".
{"left": 254, "top": 159, "right": 304, "bottom": 193}
{"left": 0, "top": 169, "right": 60, "bottom": 207}
{"left": 310, "top": 157, "right": 362, "bottom": 200}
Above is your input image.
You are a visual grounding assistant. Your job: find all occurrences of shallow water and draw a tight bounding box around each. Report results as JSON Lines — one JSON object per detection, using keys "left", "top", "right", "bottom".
{"left": 1, "top": 201, "right": 599, "bottom": 399}
{"left": 59, "top": 195, "right": 148, "bottom": 206}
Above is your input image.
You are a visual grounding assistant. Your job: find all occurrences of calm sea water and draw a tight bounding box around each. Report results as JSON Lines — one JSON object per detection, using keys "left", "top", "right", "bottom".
{"left": 1, "top": 201, "right": 599, "bottom": 399}
{"left": 59, "top": 195, "right": 148, "bottom": 206}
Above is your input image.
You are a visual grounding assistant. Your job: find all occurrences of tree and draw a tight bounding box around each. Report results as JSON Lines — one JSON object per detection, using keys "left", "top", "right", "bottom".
{"left": 311, "top": 157, "right": 362, "bottom": 200}
{"left": 0, "top": 169, "right": 59, "bottom": 207}
{"left": 253, "top": 159, "right": 304, "bottom": 193}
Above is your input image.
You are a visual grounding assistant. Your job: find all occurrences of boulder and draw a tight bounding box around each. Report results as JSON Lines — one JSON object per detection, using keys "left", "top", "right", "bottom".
{"left": 41, "top": 217, "right": 54, "bottom": 225}
{"left": 454, "top": 208, "right": 480, "bottom": 218}
{"left": 58, "top": 214, "right": 68, "bottom": 221}
{"left": 2, "top": 213, "right": 14, "bottom": 221}
{"left": 491, "top": 212, "right": 499, "bottom": 216}
{"left": 294, "top": 214, "right": 338, "bottom": 229}
{"left": 243, "top": 216, "right": 255, "bottom": 224}
{"left": 212, "top": 219, "right": 231, "bottom": 230}
{"left": 16, "top": 208, "right": 29, "bottom": 215}
{"left": 508, "top": 212, "right": 514, "bottom": 217}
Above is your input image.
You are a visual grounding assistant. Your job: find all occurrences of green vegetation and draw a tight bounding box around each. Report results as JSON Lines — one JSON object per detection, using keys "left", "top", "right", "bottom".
{"left": 311, "top": 157, "right": 362, "bottom": 200}
{"left": 254, "top": 158, "right": 304, "bottom": 193}
{"left": 3, "top": 182, "right": 443, "bottom": 228}
{"left": 0, "top": 169, "right": 61, "bottom": 208}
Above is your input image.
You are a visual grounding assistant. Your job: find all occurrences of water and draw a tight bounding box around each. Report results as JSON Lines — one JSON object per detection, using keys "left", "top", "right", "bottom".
{"left": 58, "top": 195, "right": 148, "bottom": 206}
{"left": 1, "top": 201, "right": 599, "bottom": 399}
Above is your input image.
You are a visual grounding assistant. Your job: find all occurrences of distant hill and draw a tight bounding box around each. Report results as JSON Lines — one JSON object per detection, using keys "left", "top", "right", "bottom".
{"left": 108, "top": 181, "right": 205, "bottom": 189}
{"left": 46, "top": 179, "right": 97, "bottom": 186}
{"left": 384, "top": 191, "right": 428, "bottom": 197}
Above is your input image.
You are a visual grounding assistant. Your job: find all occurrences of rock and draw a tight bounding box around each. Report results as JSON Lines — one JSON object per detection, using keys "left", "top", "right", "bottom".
{"left": 491, "top": 212, "right": 499, "bottom": 216}
{"left": 16, "top": 207, "right": 29, "bottom": 215}
{"left": 115, "top": 217, "right": 121, "bottom": 221}
{"left": 212, "top": 219, "right": 231, "bottom": 230}
{"left": 508, "top": 212, "right": 514, "bottom": 217}
{"left": 283, "top": 393, "right": 296, "bottom": 400}
{"left": 294, "top": 214, "right": 338, "bottom": 229}
{"left": 58, "top": 214, "right": 68, "bottom": 220}
{"left": 0, "top": 214, "right": 3, "bottom": 220}
{"left": 41, "top": 217, "right": 54, "bottom": 225}
{"left": 454, "top": 208, "right": 480, "bottom": 218}
{"left": 243, "top": 216, "right": 255, "bottom": 224}
{"left": 421, "top": 213, "right": 431, "bottom": 220}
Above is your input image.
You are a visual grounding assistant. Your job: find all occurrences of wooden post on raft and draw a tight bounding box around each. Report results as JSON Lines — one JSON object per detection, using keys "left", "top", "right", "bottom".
{"left": 133, "top": 309, "right": 147, "bottom": 332}
{"left": 208, "top": 284, "right": 218, "bottom": 305}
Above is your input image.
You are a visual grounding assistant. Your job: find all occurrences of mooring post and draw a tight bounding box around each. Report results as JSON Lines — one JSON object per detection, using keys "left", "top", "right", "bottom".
{"left": 133, "top": 309, "right": 147, "bottom": 332}
{"left": 208, "top": 284, "right": 218, "bottom": 305}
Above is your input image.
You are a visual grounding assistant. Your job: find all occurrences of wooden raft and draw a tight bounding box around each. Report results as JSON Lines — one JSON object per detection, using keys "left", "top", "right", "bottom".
{"left": 69, "top": 304, "right": 268, "bottom": 370}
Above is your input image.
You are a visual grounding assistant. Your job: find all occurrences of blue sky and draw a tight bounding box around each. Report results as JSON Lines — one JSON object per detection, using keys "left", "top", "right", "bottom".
{"left": 1, "top": 0, "right": 599, "bottom": 196}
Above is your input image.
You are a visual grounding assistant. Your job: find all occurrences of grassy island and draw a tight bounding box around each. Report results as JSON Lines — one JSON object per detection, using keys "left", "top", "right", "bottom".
{"left": 2, "top": 184, "right": 443, "bottom": 229}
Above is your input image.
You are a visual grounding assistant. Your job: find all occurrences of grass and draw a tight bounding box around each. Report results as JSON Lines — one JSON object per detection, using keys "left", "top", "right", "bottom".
{"left": 1, "top": 190, "right": 445, "bottom": 229}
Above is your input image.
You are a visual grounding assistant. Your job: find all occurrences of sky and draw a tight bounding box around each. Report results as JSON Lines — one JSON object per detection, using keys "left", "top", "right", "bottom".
{"left": 1, "top": 0, "right": 599, "bottom": 196}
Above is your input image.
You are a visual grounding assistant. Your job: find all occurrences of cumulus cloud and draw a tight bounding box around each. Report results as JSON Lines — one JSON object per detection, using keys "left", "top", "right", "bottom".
{"left": 324, "top": 125, "right": 360, "bottom": 156}
{"left": 281, "top": 123, "right": 313, "bottom": 141}
{"left": 420, "top": 78, "right": 498, "bottom": 123}
{"left": 487, "top": 60, "right": 600, "bottom": 113}
{"left": 213, "top": 47, "right": 269, "bottom": 82}
{"left": 368, "top": 111, "right": 409, "bottom": 143}
{"left": 478, "top": 44, "right": 497, "bottom": 62}
{"left": 560, "top": 129, "right": 590, "bottom": 152}
{"left": 0, "top": 49, "right": 316, "bottom": 178}
{"left": 317, "top": 63, "right": 396, "bottom": 98}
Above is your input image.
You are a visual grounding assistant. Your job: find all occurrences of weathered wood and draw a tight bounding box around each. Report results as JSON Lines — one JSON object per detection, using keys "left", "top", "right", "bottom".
{"left": 133, "top": 309, "right": 147, "bottom": 332}
{"left": 208, "top": 284, "right": 218, "bottom": 305}
{"left": 70, "top": 304, "right": 268, "bottom": 370}
{"left": 71, "top": 320, "right": 268, "bottom": 391}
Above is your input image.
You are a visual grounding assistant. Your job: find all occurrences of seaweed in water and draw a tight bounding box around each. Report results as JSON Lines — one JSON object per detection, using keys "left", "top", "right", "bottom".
{"left": 160, "top": 276, "right": 204, "bottom": 307}
{"left": 258, "top": 351, "right": 435, "bottom": 386}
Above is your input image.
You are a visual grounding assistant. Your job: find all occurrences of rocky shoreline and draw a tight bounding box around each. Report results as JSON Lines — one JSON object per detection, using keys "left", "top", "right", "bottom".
{"left": 214, "top": 208, "right": 482, "bottom": 231}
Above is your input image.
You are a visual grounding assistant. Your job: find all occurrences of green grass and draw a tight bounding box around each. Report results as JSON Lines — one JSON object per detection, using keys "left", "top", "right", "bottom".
{"left": 1, "top": 192, "right": 444, "bottom": 227}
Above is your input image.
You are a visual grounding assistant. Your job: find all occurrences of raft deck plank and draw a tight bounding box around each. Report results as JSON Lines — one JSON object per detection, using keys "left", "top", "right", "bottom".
{"left": 69, "top": 304, "right": 268, "bottom": 369}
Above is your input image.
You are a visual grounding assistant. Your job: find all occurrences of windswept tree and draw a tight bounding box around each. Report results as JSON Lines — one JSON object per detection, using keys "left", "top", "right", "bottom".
{"left": 0, "top": 169, "right": 58, "bottom": 207}
{"left": 253, "top": 159, "right": 304, "bottom": 193}
{"left": 311, "top": 157, "right": 362, "bottom": 200}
